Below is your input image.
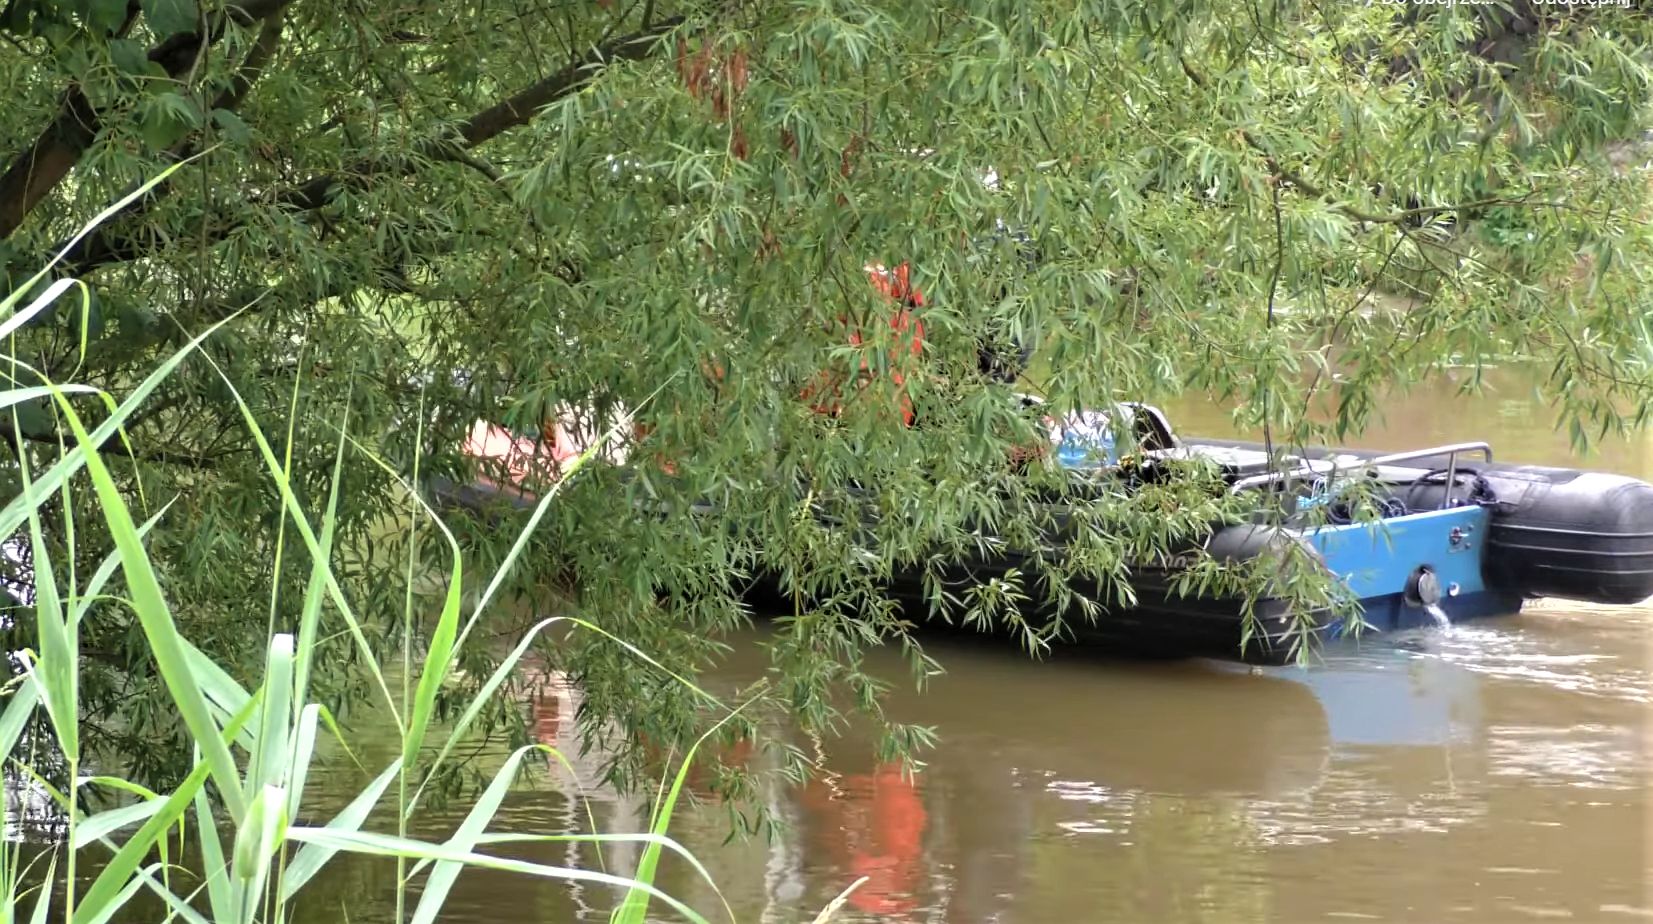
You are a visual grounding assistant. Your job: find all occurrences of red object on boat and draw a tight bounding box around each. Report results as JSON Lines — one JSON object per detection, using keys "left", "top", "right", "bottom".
{"left": 803, "top": 262, "right": 927, "bottom": 425}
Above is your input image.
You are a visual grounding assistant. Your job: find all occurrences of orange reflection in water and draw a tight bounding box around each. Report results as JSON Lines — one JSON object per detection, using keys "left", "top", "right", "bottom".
{"left": 528, "top": 676, "right": 929, "bottom": 913}
{"left": 531, "top": 686, "right": 564, "bottom": 746}
{"left": 801, "top": 765, "right": 928, "bottom": 916}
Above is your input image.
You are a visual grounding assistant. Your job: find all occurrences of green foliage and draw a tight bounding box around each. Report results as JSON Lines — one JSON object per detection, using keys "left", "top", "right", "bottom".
{"left": 0, "top": 0, "right": 1649, "bottom": 802}
{"left": 0, "top": 256, "right": 798, "bottom": 922}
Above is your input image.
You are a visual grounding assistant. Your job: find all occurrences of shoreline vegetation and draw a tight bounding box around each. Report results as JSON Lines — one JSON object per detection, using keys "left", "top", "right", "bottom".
{"left": 0, "top": 3, "right": 1650, "bottom": 921}
{"left": 0, "top": 187, "right": 860, "bottom": 924}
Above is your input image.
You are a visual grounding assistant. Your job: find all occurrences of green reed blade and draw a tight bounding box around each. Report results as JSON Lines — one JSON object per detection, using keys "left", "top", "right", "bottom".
{"left": 809, "top": 876, "right": 872, "bottom": 924}
{"left": 230, "top": 784, "right": 288, "bottom": 921}
{"left": 285, "top": 704, "right": 321, "bottom": 822}
{"left": 0, "top": 672, "right": 39, "bottom": 762}
{"left": 0, "top": 316, "right": 234, "bottom": 556}
{"left": 292, "top": 415, "right": 347, "bottom": 722}
{"left": 613, "top": 701, "right": 751, "bottom": 924}
{"left": 21, "top": 449, "right": 75, "bottom": 762}
{"left": 72, "top": 801, "right": 164, "bottom": 849}
{"left": 412, "top": 831, "right": 722, "bottom": 897}
{"left": 179, "top": 637, "right": 258, "bottom": 752}
{"left": 74, "top": 863, "right": 167, "bottom": 924}
{"left": 192, "top": 784, "right": 234, "bottom": 922}
{"left": 0, "top": 156, "right": 193, "bottom": 317}
{"left": 409, "top": 745, "right": 542, "bottom": 924}
{"left": 25, "top": 857, "right": 54, "bottom": 924}
{"left": 74, "top": 762, "right": 209, "bottom": 924}
{"left": 286, "top": 827, "right": 711, "bottom": 924}
{"left": 70, "top": 502, "right": 172, "bottom": 630}
{"left": 0, "top": 384, "right": 96, "bottom": 410}
{"left": 411, "top": 614, "right": 727, "bottom": 817}
{"left": 46, "top": 391, "right": 247, "bottom": 822}
{"left": 201, "top": 365, "right": 401, "bottom": 728}
{"left": 247, "top": 635, "right": 296, "bottom": 795}
{"left": 278, "top": 759, "right": 402, "bottom": 902}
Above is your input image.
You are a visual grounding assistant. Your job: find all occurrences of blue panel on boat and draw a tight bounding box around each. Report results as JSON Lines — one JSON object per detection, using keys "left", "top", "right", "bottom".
{"left": 1299, "top": 506, "right": 1489, "bottom": 601}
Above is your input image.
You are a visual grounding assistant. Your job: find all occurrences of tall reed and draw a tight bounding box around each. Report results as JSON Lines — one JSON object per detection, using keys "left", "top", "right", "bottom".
{"left": 0, "top": 168, "right": 857, "bottom": 923}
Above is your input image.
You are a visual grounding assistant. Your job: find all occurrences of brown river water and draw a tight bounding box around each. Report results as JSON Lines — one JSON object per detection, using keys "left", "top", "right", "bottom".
{"left": 296, "top": 365, "right": 1653, "bottom": 923}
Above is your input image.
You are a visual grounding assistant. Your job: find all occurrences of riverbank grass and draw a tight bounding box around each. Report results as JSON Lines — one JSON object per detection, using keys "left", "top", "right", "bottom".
{"left": 0, "top": 177, "right": 837, "bottom": 924}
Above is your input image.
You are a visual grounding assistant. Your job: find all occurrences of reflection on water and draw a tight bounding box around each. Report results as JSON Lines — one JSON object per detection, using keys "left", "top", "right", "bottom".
{"left": 799, "top": 766, "right": 928, "bottom": 916}
{"left": 290, "top": 599, "right": 1652, "bottom": 923}
{"left": 290, "top": 365, "right": 1653, "bottom": 921}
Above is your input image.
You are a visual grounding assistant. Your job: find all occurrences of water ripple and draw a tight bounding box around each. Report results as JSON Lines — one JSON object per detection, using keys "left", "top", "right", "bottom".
{"left": 1385, "top": 620, "right": 1653, "bottom": 705}
{"left": 1043, "top": 779, "right": 1123, "bottom": 805}
{"left": 1485, "top": 725, "right": 1644, "bottom": 789}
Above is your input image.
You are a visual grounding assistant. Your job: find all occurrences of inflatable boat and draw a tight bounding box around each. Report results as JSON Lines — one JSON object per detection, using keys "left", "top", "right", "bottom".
{"left": 435, "top": 401, "right": 1653, "bottom": 665}
{"left": 905, "top": 401, "right": 1653, "bottom": 663}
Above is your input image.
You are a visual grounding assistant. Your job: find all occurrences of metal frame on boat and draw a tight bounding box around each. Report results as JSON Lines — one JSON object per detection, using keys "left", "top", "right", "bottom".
{"left": 1227, "top": 442, "right": 1494, "bottom": 499}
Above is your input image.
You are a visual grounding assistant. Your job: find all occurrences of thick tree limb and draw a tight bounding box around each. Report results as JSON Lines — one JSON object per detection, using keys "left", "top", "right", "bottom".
{"left": 66, "top": 14, "right": 683, "bottom": 275}
{"left": 4, "top": 419, "right": 228, "bottom": 470}
{"left": 275, "top": 16, "right": 684, "bottom": 212}
{"left": 0, "top": 87, "right": 104, "bottom": 239}
{"left": 435, "top": 148, "right": 505, "bottom": 183}
{"left": 0, "top": 0, "right": 295, "bottom": 239}
{"left": 0, "top": 0, "right": 142, "bottom": 239}
{"left": 213, "top": 9, "right": 287, "bottom": 114}
{"left": 51, "top": 10, "right": 287, "bottom": 271}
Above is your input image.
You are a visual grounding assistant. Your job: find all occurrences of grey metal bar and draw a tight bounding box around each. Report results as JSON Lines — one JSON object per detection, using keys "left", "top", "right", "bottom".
{"left": 1227, "top": 457, "right": 1341, "bottom": 494}
{"left": 1363, "top": 441, "right": 1493, "bottom": 469}
{"left": 1445, "top": 454, "right": 1458, "bottom": 512}
{"left": 1227, "top": 441, "right": 1494, "bottom": 509}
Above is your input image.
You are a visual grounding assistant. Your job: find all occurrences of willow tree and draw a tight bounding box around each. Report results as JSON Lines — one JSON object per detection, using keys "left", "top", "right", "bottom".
{"left": 1, "top": 0, "right": 1650, "bottom": 789}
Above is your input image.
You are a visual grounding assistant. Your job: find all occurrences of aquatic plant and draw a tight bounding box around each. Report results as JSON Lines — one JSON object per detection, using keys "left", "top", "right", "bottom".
{"left": 0, "top": 179, "right": 874, "bottom": 924}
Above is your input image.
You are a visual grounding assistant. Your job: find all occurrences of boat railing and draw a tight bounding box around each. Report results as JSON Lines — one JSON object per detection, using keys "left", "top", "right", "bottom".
{"left": 1363, "top": 441, "right": 1493, "bottom": 511}
{"left": 1228, "top": 458, "right": 1343, "bottom": 496}
{"left": 1361, "top": 441, "right": 1492, "bottom": 471}
{"left": 1228, "top": 441, "right": 1493, "bottom": 511}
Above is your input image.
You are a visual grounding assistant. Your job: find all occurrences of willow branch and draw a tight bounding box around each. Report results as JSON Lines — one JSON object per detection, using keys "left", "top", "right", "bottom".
{"left": 0, "top": 0, "right": 294, "bottom": 239}
{"left": 1177, "top": 56, "right": 1542, "bottom": 226}
{"left": 65, "top": 15, "right": 684, "bottom": 276}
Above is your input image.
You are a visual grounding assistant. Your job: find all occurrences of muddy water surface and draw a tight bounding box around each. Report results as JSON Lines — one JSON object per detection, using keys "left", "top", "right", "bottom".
{"left": 297, "top": 366, "right": 1653, "bottom": 923}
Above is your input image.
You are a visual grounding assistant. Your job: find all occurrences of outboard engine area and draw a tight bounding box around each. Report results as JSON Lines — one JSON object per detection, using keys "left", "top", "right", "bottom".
{"left": 1170, "top": 436, "right": 1653, "bottom": 609}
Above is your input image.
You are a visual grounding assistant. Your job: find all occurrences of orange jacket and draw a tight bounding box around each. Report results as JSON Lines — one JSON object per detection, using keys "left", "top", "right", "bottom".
{"left": 803, "top": 262, "right": 926, "bottom": 426}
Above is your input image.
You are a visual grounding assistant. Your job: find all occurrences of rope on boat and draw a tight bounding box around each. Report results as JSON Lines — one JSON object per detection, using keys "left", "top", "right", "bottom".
{"left": 1325, "top": 494, "right": 1410, "bottom": 525}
